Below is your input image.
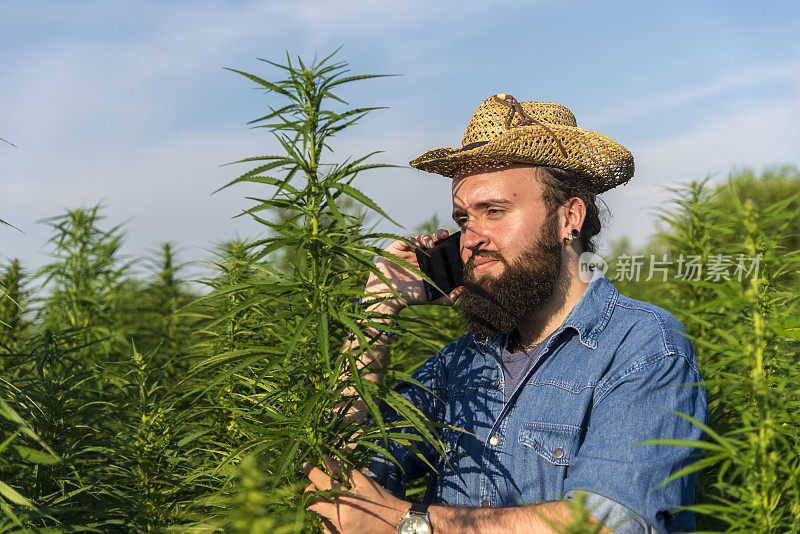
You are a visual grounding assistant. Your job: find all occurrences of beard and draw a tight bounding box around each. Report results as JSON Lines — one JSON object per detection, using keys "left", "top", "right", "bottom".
{"left": 458, "top": 215, "right": 564, "bottom": 339}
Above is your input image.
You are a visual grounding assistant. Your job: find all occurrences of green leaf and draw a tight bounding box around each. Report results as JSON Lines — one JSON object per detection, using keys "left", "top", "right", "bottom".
{"left": 12, "top": 445, "right": 60, "bottom": 465}
{"left": 329, "top": 182, "right": 398, "bottom": 225}
{"left": 0, "top": 481, "right": 33, "bottom": 507}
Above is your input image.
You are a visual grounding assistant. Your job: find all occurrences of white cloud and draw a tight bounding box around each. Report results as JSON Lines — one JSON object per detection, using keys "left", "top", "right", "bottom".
{"left": 597, "top": 90, "right": 800, "bottom": 249}
{"left": 633, "top": 92, "right": 800, "bottom": 183}
{"left": 585, "top": 58, "right": 800, "bottom": 128}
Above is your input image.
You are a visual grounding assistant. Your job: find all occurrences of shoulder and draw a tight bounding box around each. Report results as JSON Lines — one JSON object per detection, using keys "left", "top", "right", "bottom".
{"left": 604, "top": 291, "right": 700, "bottom": 376}
{"left": 416, "top": 333, "right": 497, "bottom": 387}
{"left": 592, "top": 291, "right": 706, "bottom": 409}
{"left": 437, "top": 332, "right": 481, "bottom": 360}
{"left": 412, "top": 333, "right": 478, "bottom": 382}
{"left": 434, "top": 332, "right": 487, "bottom": 372}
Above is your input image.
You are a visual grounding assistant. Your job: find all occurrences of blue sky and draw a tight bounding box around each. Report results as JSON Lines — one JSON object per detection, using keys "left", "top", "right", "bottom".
{"left": 2, "top": 0, "right": 799, "bottom": 272}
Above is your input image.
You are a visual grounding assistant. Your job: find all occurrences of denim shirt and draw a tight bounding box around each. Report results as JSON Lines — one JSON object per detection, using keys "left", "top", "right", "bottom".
{"left": 368, "top": 271, "right": 707, "bottom": 533}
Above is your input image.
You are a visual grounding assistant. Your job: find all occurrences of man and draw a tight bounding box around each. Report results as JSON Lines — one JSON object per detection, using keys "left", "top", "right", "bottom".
{"left": 305, "top": 94, "right": 707, "bottom": 533}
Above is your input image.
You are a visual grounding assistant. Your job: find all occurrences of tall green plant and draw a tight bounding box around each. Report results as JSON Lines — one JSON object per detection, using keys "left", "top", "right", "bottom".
{"left": 717, "top": 165, "right": 800, "bottom": 255}
{"left": 194, "top": 239, "right": 269, "bottom": 443}
{"left": 106, "top": 345, "right": 191, "bottom": 532}
{"left": 36, "top": 205, "right": 131, "bottom": 358}
{"left": 0, "top": 398, "right": 59, "bottom": 531}
{"left": 646, "top": 177, "right": 800, "bottom": 532}
{"left": 0, "top": 329, "right": 114, "bottom": 530}
{"left": 199, "top": 240, "right": 264, "bottom": 353}
{"left": 140, "top": 243, "right": 199, "bottom": 380}
{"left": 209, "top": 455, "right": 297, "bottom": 534}
{"left": 194, "top": 50, "right": 446, "bottom": 531}
{"left": 0, "top": 259, "right": 29, "bottom": 354}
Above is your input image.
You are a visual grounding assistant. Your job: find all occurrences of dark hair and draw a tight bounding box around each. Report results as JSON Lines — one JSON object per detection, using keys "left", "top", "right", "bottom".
{"left": 536, "top": 166, "right": 605, "bottom": 253}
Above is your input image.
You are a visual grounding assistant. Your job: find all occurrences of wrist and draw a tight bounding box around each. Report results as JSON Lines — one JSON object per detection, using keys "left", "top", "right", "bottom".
{"left": 363, "top": 322, "right": 399, "bottom": 347}
{"left": 395, "top": 501, "right": 413, "bottom": 527}
{"left": 362, "top": 296, "right": 405, "bottom": 316}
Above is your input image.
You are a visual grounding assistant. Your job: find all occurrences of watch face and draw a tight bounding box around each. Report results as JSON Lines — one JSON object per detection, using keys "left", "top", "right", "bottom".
{"left": 398, "top": 515, "right": 432, "bottom": 534}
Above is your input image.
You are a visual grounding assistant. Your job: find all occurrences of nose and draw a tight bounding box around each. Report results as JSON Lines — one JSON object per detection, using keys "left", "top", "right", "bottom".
{"left": 461, "top": 220, "right": 489, "bottom": 259}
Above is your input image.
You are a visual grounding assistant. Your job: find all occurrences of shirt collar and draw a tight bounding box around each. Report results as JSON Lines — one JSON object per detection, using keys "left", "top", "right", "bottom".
{"left": 559, "top": 268, "right": 618, "bottom": 349}
{"left": 472, "top": 267, "right": 618, "bottom": 352}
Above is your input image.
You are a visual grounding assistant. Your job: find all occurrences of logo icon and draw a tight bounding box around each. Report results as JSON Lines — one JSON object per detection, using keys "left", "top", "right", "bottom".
{"left": 578, "top": 252, "right": 608, "bottom": 283}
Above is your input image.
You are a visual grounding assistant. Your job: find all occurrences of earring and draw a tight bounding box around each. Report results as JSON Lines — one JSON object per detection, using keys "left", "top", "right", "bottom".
{"left": 567, "top": 228, "right": 580, "bottom": 243}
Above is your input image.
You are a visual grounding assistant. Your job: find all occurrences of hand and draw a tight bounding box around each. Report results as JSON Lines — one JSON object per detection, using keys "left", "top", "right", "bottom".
{"left": 365, "top": 229, "right": 463, "bottom": 312}
{"left": 304, "top": 456, "right": 410, "bottom": 534}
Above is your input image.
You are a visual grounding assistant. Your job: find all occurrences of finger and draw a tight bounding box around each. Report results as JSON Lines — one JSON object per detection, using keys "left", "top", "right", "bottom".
{"left": 448, "top": 285, "right": 464, "bottom": 302}
{"left": 346, "top": 465, "right": 371, "bottom": 490}
{"left": 397, "top": 236, "right": 418, "bottom": 250}
{"left": 308, "top": 500, "right": 338, "bottom": 520}
{"left": 304, "top": 464, "right": 334, "bottom": 491}
{"left": 433, "top": 228, "right": 450, "bottom": 241}
{"left": 431, "top": 285, "right": 463, "bottom": 306}
{"left": 322, "top": 454, "right": 344, "bottom": 481}
{"left": 418, "top": 234, "right": 435, "bottom": 249}
{"left": 304, "top": 482, "right": 317, "bottom": 494}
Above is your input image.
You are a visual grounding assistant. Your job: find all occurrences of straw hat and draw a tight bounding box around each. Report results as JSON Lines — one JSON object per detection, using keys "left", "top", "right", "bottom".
{"left": 409, "top": 93, "right": 634, "bottom": 194}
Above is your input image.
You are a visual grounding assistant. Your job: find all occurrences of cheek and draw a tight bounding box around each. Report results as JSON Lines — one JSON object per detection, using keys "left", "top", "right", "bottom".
{"left": 492, "top": 218, "right": 530, "bottom": 253}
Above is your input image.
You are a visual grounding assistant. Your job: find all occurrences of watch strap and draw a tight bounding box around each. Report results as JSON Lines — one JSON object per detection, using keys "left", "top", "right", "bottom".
{"left": 398, "top": 502, "right": 432, "bottom": 533}
{"left": 408, "top": 502, "right": 428, "bottom": 516}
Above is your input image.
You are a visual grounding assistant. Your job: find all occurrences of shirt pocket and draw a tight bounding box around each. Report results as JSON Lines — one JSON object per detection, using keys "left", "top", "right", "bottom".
{"left": 517, "top": 422, "right": 581, "bottom": 500}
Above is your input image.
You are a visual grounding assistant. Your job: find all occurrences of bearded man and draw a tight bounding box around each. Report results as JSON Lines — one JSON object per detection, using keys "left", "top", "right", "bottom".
{"left": 305, "top": 94, "right": 707, "bottom": 534}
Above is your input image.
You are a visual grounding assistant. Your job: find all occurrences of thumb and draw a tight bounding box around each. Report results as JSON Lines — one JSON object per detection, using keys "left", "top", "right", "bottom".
{"left": 431, "top": 285, "right": 463, "bottom": 306}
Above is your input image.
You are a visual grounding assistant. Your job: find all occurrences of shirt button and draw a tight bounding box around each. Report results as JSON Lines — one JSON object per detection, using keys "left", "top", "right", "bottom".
{"left": 481, "top": 499, "right": 490, "bottom": 507}
{"left": 553, "top": 447, "right": 565, "bottom": 459}
{"left": 493, "top": 378, "right": 500, "bottom": 388}
{"left": 489, "top": 435, "right": 500, "bottom": 447}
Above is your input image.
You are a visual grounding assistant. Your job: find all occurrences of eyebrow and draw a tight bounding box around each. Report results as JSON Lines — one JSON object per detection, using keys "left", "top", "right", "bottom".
{"left": 452, "top": 198, "right": 513, "bottom": 219}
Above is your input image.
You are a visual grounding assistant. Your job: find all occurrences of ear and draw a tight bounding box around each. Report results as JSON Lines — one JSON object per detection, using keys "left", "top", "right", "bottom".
{"left": 561, "top": 197, "right": 587, "bottom": 239}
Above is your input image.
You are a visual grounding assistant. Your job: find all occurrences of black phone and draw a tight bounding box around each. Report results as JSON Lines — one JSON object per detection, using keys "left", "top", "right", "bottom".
{"left": 415, "top": 231, "right": 464, "bottom": 302}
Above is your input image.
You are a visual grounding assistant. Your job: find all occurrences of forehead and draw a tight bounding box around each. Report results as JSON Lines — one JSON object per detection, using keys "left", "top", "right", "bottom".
{"left": 451, "top": 165, "right": 545, "bottom": 208}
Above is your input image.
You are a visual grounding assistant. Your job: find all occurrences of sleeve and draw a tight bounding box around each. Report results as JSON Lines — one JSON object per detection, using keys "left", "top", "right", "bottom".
{"left": 364, "top": 345, "right": 448, "bottom": 499}
{"left": 563, "top": 352, "right": 707, "bottom": 533}
{"left": 563, "top": 491, "right": 659, "bottom": 534}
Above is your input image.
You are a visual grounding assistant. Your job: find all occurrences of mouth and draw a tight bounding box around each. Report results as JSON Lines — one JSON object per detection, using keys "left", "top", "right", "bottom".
{"left": 468, "top": 252, "right": 505, "bottom": 275}
{"left": 473, "top": 258, "right": 500, "bottom": 272}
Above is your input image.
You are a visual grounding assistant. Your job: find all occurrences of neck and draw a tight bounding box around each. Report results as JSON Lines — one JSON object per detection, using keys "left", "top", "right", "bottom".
{"left": 510, "top": 253, "right": 589, "bottom": 353}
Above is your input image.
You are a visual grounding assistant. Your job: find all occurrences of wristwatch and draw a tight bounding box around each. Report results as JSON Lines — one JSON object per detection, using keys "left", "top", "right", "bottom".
{"left": 397, "top": 502, "right": 432, "bottom": 534}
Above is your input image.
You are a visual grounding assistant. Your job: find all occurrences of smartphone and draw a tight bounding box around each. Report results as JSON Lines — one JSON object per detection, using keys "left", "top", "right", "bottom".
{"left": 415, "top": 231, "right": 464, "bottom": 302}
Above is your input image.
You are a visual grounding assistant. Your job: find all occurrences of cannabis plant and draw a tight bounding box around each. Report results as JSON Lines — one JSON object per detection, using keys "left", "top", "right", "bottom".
{"left": 643, "top": 176, "right": 800, "bottom": 532}
{"left": 105, "top": 345, "right": 192, "bottom": 532}
{"left": 36, "top": 205, "right": 132, "bottom": 362}
{"left": 0, "top": 259, "right": 30, "bottom": 355}
{"left": 0, "top": 329, "right": 114, "bottom": 530}
{"left": 121, "top": 242, "right": 200, "bottom": 383}
{"left": 0, "top": 398, "right": 59, "bottom": 531}
{"left": 197, "top": 50, "right": 447, "bottom": 530}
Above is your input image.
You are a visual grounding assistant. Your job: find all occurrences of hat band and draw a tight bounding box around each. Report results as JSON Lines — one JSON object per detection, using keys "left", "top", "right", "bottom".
{"left": 494, "top": 94, "right": 569, "bottom": 159}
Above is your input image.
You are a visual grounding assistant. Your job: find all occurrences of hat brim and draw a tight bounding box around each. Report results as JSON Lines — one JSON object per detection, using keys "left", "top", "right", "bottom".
{"left": 409, "top": 124, "right": 634, "bottom": 194}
